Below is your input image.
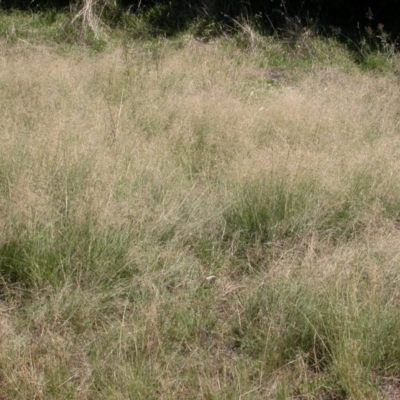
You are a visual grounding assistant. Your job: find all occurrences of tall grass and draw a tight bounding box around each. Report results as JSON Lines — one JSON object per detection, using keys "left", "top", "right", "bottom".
{"left": 0, "top": 29, "right": 400, "bottom": 398}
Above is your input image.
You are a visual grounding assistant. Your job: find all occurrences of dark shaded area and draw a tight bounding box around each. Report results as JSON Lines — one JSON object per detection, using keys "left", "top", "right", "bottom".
{"left": 0, "top": 0, "right": 70, "bottom": 11}
{"left": 1, "top": 0, "right": 399, "bottom": 39}
{"left": 118, "top": 0, "right": 400, "bottom": 38}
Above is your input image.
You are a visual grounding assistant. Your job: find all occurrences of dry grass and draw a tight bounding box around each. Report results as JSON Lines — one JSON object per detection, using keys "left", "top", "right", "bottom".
{"left": 1, "top": 35, "right": 400, "bottom": 399}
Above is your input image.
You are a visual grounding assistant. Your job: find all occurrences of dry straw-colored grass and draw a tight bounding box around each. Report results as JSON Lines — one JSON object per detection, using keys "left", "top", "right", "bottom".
{"left": 1, "top": 36, "right": 400, "bottom": 398}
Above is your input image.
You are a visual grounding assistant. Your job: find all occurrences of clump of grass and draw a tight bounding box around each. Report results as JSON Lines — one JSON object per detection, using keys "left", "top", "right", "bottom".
{"left": 230, "top": 262, "right": 400, "bottom": 398}
{"left": 71, "top": 0, "right": 114, "bottom": 38}
{"left": 223, "top": 174, "right": 317, "bottom": 245}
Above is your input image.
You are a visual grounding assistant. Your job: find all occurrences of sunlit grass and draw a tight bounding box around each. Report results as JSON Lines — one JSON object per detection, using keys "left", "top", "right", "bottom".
{"left": 0, "top": 26, "right": 400, "bottom": 398}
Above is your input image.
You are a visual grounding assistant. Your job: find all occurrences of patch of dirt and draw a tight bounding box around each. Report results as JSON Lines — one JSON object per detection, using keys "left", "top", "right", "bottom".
{"left": 380, "top": 377, "right": 400, "bottom": 400}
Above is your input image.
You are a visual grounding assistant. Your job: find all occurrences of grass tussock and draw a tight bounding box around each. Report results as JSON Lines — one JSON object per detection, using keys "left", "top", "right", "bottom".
{"left": 0, "top": 32, "right": 400, "bottom": 399}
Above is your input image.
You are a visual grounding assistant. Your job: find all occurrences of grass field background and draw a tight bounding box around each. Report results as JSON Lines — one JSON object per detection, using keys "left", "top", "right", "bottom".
{"left": 1, "top": 15, "right": 400, "bottom": 398}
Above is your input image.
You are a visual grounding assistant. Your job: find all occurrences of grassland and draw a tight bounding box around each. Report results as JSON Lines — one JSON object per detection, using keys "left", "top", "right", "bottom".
{"left": 1, "top": 11, "right": 400, "bottom": 399}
